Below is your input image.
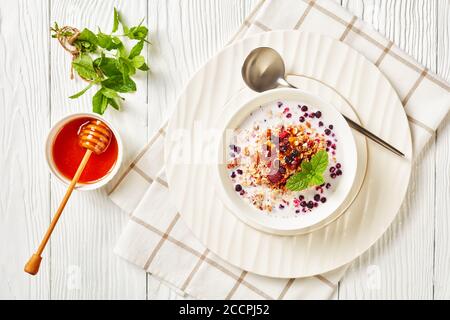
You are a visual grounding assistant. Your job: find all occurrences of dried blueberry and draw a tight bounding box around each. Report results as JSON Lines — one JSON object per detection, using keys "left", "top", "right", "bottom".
{"left": 307, "top": 201, "right": 314, "bottom": 209}
{"left": 325, "top": 129, "right": 331, "bottom": 135}
{"left": 336, "top": 163, "right": 342, "bottom": 169}
{"left": 329, "top": 124, "right": 334, "bottom": 130}
{"left": 235, "top": 184, "right": 242, "bottom": 192}
{"left": 280, "top": 144, "right": 289, "bottom": 153}
{"left": 315, "top": 111, "right": 322, "bottom": 118}
{"left": 321, "top": 197, "right": 327, "bottom": 203}
{"left": 237, "top": 169, "right": 243, "bottom": 175}
{"left": 314, "top": 194, "right": 321, "bottom": 202}
{"left": 301, "top": 105, "right": 308, "bottom": 112}
{"left": 284, "top": 156, "right": 292, "bottom": 165}
{"left": 299, "top": 116, "right": 305, "bottom": 123}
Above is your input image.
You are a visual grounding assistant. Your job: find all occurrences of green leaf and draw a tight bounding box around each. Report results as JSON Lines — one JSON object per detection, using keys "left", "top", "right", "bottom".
{"left": 75, "top": 28, "right": 98, "bottom": 52}
{"left": 310, "top": 149, "right": 329, "bottom": 174}
{"left": 126, "top": 25, "right": 148, "bottom": 40}
{"left": 131, "top": 55, "right": 145, "bottom": 68}
{"left": 78, "top": 28, "right": 98, "bottom": 44}
{"left": 286, "top": 150, "right": 329, "bottom": 191}
{"left": 92, "top": 89, "right": 108, "bottom": 114}
{"left": 69, "top": 82, "right": 94, "bottom": 99}
{"left": 116, "top": 42, "right": 128, "bottom": 58}
{"left": 107, "top": 97, "right": 120, "bottom": 110}
{"left": 301, "top": 160, "right": 312, "bottom": 173}
{"left": 72, "top": 53, "right": 98, "bottom": 80}
{"left": 118, "top": 57, "right": 136, "bottom": 76}
{"left": 112, "top": 7, "right": 119, "bottom": 33}
{"left": 128, "top": 40, "right": 144, "bottom": 59}
{"left": 112, "top": 36, "right": 123, "bottom": 46}
{"left": 97, "top": 32, "right": 119, "bottom": 50}
{"left": 285, "top": 171, "right": 309, "bottom": 192}
{"left": 309, "top": 174, "right": 325, "bottom": 187}
{"left": 101, "top": 75, "right": 136, "bottom": 93}
{"left": 101, "top": 87, "right": 123, "bottom": 100}
{"left": 138, "top": 62, "right": 150, "bottom": 71}
{"left": 94, "top": 56, "right": 121, "bottom": 77}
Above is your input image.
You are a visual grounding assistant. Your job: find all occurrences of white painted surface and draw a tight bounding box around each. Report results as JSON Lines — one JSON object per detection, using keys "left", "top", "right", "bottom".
{"left": 0, "top": 0, "right": 448, "bottom": 299}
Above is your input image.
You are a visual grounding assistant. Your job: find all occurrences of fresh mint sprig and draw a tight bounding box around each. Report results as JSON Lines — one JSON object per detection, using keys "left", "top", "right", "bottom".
{"left": 286, "top": 150, "right": 329, "bottom": 191}
{"left": 51, "top": 7, "right": 150, "bottom": 115}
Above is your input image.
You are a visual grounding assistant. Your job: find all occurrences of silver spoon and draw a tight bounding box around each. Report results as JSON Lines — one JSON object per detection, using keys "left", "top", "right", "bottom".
{"left": 242, "top": 47, "right": 405, "bottom": 157}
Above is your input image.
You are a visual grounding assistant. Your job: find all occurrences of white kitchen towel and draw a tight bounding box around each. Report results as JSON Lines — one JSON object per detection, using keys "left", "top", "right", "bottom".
{"left": 109, "top": 0, "right": 450, "bottom": 299}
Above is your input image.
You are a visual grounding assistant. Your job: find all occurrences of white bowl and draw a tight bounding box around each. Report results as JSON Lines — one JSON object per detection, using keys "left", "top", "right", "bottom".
{"left": 45, "top": 112, "right": 123, "bottom": 191}
{"left": 216, "top": 88, "right": 358, "bottom": 235}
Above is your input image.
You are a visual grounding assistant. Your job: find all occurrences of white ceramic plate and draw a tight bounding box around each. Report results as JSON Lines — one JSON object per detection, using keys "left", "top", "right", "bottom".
{"left": 216, "top": 88, "right": 358, "bottom": 235}
{"left": 165, "top": 31, "right": 412, "bottom": 278}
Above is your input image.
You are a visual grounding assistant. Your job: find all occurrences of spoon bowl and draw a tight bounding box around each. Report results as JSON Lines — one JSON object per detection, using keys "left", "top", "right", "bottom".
{"left": 242, "top": 47, "right": 288, "bottom": 92}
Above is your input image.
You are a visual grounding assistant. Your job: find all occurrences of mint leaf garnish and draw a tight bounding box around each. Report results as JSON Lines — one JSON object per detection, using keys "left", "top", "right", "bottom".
{"left": 286, "top": 150, "right": 329, "bottom": 191}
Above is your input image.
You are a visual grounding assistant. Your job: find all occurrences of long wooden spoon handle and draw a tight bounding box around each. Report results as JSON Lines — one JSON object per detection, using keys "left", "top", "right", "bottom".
{"left": 24, "top": 149, "right": 93, "bottom": 275}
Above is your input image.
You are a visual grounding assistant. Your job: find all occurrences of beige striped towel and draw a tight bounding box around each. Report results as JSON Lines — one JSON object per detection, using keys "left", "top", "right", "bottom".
{"left": 109, "top": 0, "right": 450, "bottom": 299}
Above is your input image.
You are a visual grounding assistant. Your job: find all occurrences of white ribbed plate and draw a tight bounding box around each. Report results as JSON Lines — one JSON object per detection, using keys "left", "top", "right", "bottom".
{"left": 164, "top": 32, "right": 412, "bottom": 278}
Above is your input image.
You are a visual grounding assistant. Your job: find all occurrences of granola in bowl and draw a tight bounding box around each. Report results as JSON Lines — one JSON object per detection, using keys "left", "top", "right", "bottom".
{"left": 227, "top": 99, "right": 343, "bottom": 217}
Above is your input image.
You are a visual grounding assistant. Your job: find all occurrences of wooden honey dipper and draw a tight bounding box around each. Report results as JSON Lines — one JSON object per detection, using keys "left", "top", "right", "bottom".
{"left": 24, "top": 119, "right": 112, "bottom": 275}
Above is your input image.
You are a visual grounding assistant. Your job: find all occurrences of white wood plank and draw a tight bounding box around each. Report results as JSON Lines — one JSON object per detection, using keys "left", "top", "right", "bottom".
{"left": 434, "top": 0, "right": 450, "bottom": 300}
{"left": 338, "top": 0, "right": 438, "bottom": 299}
{"left": 146, "top": 0, "right": 257, "bottom": 299}
{"left": 49, "top": 0, "right": 147, "bottom": 299}
{"left": 146, "top": 0, "right": 258, "bottom": 137}
{"left": 0, "top": 0, "right": 50, "bottom": 299}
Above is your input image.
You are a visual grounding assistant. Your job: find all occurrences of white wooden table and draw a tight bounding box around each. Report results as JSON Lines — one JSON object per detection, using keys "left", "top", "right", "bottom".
{"left": 0, "top": 0, "right": 448, "bottom": 300}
